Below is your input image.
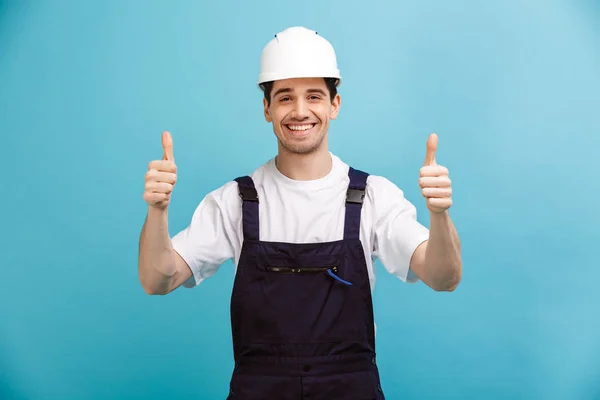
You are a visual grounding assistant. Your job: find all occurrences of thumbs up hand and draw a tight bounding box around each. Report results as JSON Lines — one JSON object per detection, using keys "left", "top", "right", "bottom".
{"left": 143, "top": 131, "right": 178, "bottom": 210}
{"left": 419, "top": 133, "right": 452, "bottom": 213}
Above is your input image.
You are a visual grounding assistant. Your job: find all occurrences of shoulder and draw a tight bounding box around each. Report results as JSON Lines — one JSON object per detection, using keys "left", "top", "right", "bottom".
{"left": 199, "top": 158, "right": 273, "bottom": 209}
{"left": 366, "top": 174, "right": 407, "bottom": 199}
{"left": 367, "top": 174, "right": 415, "bottom": 216}
{"left": 330, "top": 154, "right": 403, "bottom": 193}
{"left": 329, "top": 154, "right": 415, "bottom": 220}
{"left": 337, "top": 160, "right": 416, "bottom": 223}
{"left": 329, "top": 154, "right": 411, "bottom": 205}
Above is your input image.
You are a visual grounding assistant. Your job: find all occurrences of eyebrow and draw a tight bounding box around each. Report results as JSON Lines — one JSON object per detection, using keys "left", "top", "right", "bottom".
{"left": 272, "top": 88, "right": 292, "bottom": 97}
{"left": 272, "top": 88, "right": 327, "bottom": 97}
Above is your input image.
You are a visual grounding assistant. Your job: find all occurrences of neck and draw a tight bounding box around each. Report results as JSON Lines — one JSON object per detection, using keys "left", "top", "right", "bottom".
{"left": 275, "top": 144, "right": 332, "bottom": 181}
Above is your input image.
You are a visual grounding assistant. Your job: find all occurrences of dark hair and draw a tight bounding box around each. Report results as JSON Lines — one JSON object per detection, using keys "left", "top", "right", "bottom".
{"left": 259, "top": 77, "right": 339, "bottom": 106}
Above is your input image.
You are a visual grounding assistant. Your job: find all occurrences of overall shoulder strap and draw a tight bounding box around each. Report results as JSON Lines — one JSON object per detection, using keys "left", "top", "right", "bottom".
{"left": 233, "top": 176, "right": 259, "bottom": 242}
{"left": 344, "top": 167, "right": 369, "bottom": 240}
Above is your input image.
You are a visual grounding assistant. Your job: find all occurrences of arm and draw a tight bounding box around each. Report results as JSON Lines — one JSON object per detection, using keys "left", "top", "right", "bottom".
{"left": 138, "top": 131, "right": 192, "bottom": 295}
{"left": 410, "top": 132, "right": 462, "bottom": 291}
{"left": 138, "top": 130, "right": 236, "bottom": 294}
{"left": 138, "top": 206, "right": 193, "bottom": 295}
{"left": 409, "top": 210, "right": 462, "bottom": 291}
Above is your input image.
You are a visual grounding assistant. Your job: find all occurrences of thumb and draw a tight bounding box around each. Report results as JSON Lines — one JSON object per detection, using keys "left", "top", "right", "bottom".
{"left": 162, "top": 131, "right": 174, "bottom": 161}
{"left": 424, "top": 133, "right": 438, "bottom": 166}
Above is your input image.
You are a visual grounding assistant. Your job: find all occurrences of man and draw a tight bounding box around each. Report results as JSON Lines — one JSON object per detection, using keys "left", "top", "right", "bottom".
{"left": 138, "top": 26, "right": 461, "bottom": 400}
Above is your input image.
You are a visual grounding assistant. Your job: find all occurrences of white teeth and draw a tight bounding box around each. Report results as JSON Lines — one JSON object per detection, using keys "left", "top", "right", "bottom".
{"left": 287, "top": 124, "right": 314, "bottom": 131}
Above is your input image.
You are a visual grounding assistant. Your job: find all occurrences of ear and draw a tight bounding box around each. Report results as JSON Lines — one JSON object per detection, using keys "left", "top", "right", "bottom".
{"left": 329, "top": 94, "right": 341, "bottom": 120}
{"left": 263, "top": 98, "right": 272, "bottom": 123}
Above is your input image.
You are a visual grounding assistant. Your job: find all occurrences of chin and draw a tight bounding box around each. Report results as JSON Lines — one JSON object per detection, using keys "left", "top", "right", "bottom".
{"left": 285, "top": 144, "right": 318, "bottom": 155}
{"left": 279, "top": 135, "right": 326, "bottom": 155}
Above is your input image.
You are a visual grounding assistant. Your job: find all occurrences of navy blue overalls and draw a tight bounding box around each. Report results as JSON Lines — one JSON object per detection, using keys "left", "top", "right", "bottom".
{"left": 227, "top": 167, "right": 385, "bottom": 400}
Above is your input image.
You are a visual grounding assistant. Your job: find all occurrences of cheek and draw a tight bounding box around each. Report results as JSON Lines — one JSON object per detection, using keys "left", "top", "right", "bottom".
{"left": 270, "top": 107, "right": 287, "bottom": 124}
{"left": 314, "top": 106, "right": 330, "bottom": 122}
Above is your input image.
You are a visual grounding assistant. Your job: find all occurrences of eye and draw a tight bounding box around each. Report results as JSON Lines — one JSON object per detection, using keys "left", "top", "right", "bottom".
{"left": 279, "top": 96, "right": 291, "bottom": 102}
{"left": 309, "top": 95, "right": 321, "bottom": 101}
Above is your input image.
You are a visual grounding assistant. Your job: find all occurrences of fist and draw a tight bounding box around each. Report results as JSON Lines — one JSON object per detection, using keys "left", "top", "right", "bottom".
{"left": 419, "top": 133, "right": 452, "bottom": 213}
{"left": 143, "top": 131, "right": 177, "bottom": 209}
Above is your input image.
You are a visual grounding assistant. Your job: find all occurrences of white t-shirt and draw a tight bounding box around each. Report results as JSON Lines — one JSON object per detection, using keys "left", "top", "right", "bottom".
{"left": 171, "top": 153, "right": 430, "bottom": 290}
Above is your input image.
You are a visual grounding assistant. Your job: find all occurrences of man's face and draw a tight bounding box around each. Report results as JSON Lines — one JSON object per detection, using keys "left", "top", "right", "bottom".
{"left": 263, "top": 78, "right": 341, "bottom": 155}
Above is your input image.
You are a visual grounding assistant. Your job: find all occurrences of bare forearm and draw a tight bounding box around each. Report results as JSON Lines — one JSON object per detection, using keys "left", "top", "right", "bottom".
{"left": 138, "top": 206, "right": 177, "bottom": 294}
{"left": 424, "top": 211, "right": 462, "bottom": 291}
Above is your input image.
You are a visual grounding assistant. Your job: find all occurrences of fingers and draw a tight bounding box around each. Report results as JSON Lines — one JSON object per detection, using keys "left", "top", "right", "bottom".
{"left": 144, "top": 181, "right": 175, "bottom": 194}
{"left": 422, "top": 187, "right": 452, "bottom": 198}
{"left": 143, "top": 192, "right": 171, "bottom": 206}
{"left": 144, "top": 132, "right": 177, "bottom": 208}
{"left": 420, "top": 133, "right": 452, "bottom": 213}
{"left": 420, "top": 165, "right": 448, "bottom": 177}
{"left": 162, "top": 131, "right": 174, "bottom": 161}
{"left": 419, "top": 176, "right": 451, "bottom": 188}
{"left": 144, "top": 171, "right": 176, "bottom": 192}
{"left": 423, "top": 133, "right": 438, "bottom": 166}
{"left": 146, "top": 169, "right": 177, "bottom": 184}
{"left": 426, "top": 197, "right": 452, "bottom": 210}
{"left": 419, "top": 164, "right": 450, "bottom": 189}
{"left": 148, "top": 160, "right": 177, "bottom": 174}
{"left": 143, "top": 167, "right": 176, "bottom": 208}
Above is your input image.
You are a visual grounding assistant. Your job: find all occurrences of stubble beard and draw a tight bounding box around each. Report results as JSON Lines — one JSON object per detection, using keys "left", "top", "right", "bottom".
{"left": 278, "top": 127, "right": 327, "bottom": 156}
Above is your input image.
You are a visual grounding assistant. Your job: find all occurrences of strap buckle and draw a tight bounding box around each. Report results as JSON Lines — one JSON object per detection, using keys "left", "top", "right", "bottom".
{"left": 346, "top": 188, "right": 365, "bottom": 204}
{"left": 239, "top": 186, "right": 259, "bottom": 202}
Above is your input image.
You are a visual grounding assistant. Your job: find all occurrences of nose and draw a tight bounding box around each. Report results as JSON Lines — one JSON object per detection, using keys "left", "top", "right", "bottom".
{"left": 290, "top": 98, "right": 309, "bottom": 120}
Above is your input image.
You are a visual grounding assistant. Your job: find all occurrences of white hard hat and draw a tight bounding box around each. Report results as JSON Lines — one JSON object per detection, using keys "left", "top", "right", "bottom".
{"left": 258, "top": 26, "right": 341, "bottom": 87}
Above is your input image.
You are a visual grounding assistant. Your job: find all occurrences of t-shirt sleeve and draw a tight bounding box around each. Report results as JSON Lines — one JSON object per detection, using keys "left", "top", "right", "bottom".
{"left": 369, "top": 176, "right": 430, "bottom": 283}
{"left": 171, "top": 182, "right": 239, "bottom": 288}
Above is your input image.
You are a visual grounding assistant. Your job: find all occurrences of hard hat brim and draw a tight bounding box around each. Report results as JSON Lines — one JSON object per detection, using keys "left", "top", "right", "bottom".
{"left": 257, "top": 71, "right": 342, "bottom": 87}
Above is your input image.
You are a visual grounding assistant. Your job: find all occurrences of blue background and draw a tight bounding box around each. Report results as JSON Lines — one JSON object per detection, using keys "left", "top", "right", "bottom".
{"left": 1, "top": 0, "right": 599, "bottom": 399}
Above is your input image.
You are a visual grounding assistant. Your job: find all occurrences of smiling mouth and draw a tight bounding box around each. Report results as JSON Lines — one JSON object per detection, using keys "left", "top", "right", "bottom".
{"left": 284, "top": 123, "right": 317, "bottom": 135}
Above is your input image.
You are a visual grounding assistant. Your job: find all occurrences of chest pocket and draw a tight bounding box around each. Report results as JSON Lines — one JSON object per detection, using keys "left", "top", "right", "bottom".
{"left": 232, "top": 253, "right": 369, "bottom": 345}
